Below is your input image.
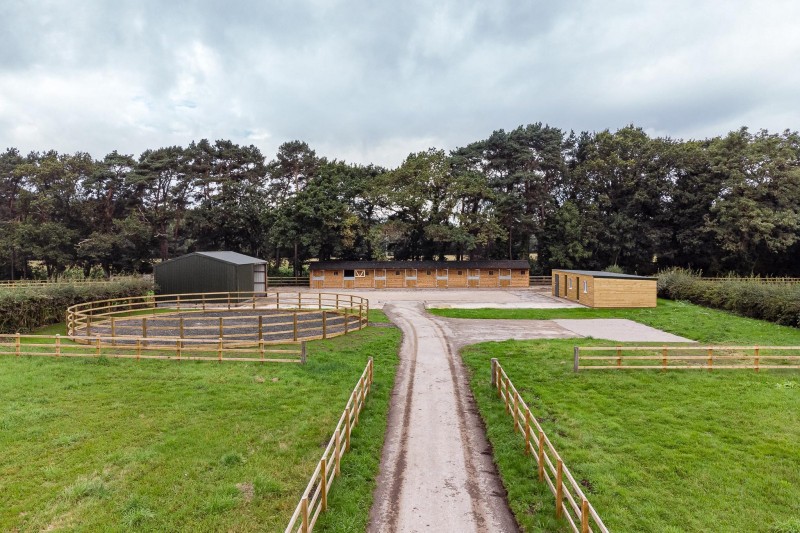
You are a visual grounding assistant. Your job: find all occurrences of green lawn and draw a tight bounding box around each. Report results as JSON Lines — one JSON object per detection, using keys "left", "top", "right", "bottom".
{"left": 0, "top": 315, "right": 400, "bottom": 532}
{"left": 437, "top": 301, "right": 800, "bottom": 532}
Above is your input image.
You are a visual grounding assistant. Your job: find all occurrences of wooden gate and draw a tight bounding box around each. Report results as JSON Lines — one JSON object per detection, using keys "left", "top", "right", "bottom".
{"left": 499, "top": 269, "right": 512, "bottom": 287}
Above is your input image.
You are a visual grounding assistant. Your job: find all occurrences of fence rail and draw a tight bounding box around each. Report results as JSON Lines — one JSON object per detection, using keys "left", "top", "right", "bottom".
{"left": 268, "top": 276, "right": 310, "bottom": 287}
{"left": 699, "top": 277, "right": 800, "bottom": 284}
{"left": 66, "top": 291, "right": 369, "bottom": 345}
{"left": 0, "top": 276, "right": 150, "bottom": 288}
{"left": 0, "top": 333, "right": 305, "bottom": 363}
{"left": 574, "top": 345, "right": 800, "bottom": 371}
{"left": 492, "top": 359, "right": 608, "bottom": 533}
{"left": 285, "top": 358, "right": 374, "bottom": 533}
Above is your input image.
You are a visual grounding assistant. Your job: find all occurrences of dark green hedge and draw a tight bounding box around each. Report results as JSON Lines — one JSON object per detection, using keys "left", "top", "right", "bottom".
{"left": 0, "top": 279, "right": 153, "bottom": 333}
{"left": 658, "top": 269, "right": 800, "bottom": 328}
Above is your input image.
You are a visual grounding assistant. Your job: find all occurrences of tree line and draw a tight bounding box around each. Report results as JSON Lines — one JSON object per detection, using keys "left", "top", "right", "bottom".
{"left": 1, "top": 124, "right": 799, "bottom": 279}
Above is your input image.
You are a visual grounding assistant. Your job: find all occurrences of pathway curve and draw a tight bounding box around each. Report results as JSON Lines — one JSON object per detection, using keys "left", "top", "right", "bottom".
{"left": 367, "top": 303, "right": 695, "bottom": 532}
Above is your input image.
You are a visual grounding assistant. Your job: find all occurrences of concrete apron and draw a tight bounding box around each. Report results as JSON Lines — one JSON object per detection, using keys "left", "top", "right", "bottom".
{"left": 368, "top": 302, "right": 519, "bottom": 533}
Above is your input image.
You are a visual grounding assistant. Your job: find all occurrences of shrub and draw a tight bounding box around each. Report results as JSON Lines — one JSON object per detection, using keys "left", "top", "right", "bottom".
{"left": 0, "top": 279, "right": 152, "bottom": 333}
{"left": 658, "top": 269, "right": 800, "bottom": 328}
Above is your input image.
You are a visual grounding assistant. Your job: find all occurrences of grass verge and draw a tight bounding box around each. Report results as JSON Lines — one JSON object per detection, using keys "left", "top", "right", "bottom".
{"left": 443, "top": 301, "right": 800, "bottom": 532}
{"left": 0, "top": 313, "right": 400, "bottom": 532}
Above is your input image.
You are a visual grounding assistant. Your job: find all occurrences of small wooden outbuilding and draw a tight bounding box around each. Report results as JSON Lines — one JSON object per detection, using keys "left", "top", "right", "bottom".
{"left": 309, "top": 260, "right": 530, "bottom": 289}
{"left": 551, "top": 269, "right": 657, "bottom": 308}
{"left": 154, "top": 251, "right": 267, "bottom": 295}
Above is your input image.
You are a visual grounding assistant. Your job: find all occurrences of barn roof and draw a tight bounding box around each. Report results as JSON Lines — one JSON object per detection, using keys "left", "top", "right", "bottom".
{"left": 157, "top": 251, "right": 266, "bottom": 267}
{"left": 310, "top": 260, "right": 530, "bottom": 270}
{"left": 552, "top": 269, "right": 656, "bottom": 280}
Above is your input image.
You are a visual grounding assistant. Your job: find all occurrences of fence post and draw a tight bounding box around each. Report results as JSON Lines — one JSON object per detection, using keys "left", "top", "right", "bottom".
{"left": 301, "top": 496, "right": 309, "bottom": 533}
{"left": 142, "top": 317, "right": 147, "bottom": 339}
{"left": 177, "top": 339, "right": 182, "bottom": 361}
{"left": 259, "top": 339, "right": 265, "bottom": 362}
{"left": 276, "top": 292, "right": 280, "bottom": 310}
{"left": 179, "top": 318, "right": 184, "bottom": 339}
{"left": 300, "top": 342, "right": 307, "bottom": 364}
{"left": 355, "top": 378, "right": 363, "bottom": 424}
{"left": 524, "top": 410, "right": 531, "bottom": 454}
{"left": 368, "top": 357, "right": 374, "bottom": 392}
{"left": 136, "top": 338, "right": 141, "bottom": 361}
{"left": 322, "top": 311, "right": 327, "bottom": 339}
{"left": 616, "top": 346, "right": 622, "bottom": 367}
{"left": 491, "top": 358, "right": 498, "bottom": 387}
{"left": 573, "top": 346, "right": 580, "bottom": 372}
{"left": 318, "top": 293, "right": 322, "bottom": 309}
{"left": 345, "top": 406, "right": 351, "bottom": 451}
{"left": 95, "top": 336, "right": 101, "bottom": 357}
{"left": 707, "top": 347, "right": 713, "bottom": 371}
{"left": 111, "top": 317, "right": 116, "bottom": 345}
{"left": 344, "top": 309, "right": 349, "bottom": 334}
{"left": 218, "top": 337, "right": 223, "bottom": 363}
{"left": 512, "top": 392, "right": 519, "bottom": 433}
{"left": 321, "top": 457, "right": 328, "bottom": 511}
{"left": 87, "top": 314, "right": 92, "bottom": 336}
{"left": 258, "top": 315, "right": 263, "bottom": 341}
{"left": 538, "top": 431, "right": 545, "bottom": 482}
{"left": 56, "top": 334, "right": 61, "bottom": 357}
{"left": 754, "top": 346, "right": 760, "bottom": 372}
{"left": 662, "top": 346, "right": 668, "bottom": 370}
{"left": 15, "top": 333, "right": 21, "bottom": 356}
{"left": 219, "top": 317, "right": 223, "bottom": 339}
{"left": 334, "top": 428, "right": 341, "bottom": 476}
{"left": 293, "top": 313, "right": 298, "bottom": 341}
{"left": 581, "top": 498, "right": 589, "bottom": 533}
{"left": 556, "top": 459, "right": 563, "bottom": 518}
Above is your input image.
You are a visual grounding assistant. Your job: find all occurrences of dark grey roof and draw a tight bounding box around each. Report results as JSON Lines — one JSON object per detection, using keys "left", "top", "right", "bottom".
{"left": 157, "top": 251, "right": 266, "bottom": 267}
{"left": 310, "top": 260, "right": 530, "bottom": 270}
{"left": 552, "top": 269, "right": 656, "bottom": 280}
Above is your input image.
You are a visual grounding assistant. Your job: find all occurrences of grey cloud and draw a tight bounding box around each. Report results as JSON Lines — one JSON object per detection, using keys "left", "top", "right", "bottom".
{"left": 1, "top": 0, "right": 798, "bottom": 166}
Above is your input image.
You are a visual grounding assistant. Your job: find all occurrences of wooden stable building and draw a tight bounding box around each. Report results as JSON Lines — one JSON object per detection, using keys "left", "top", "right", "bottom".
{"left": 551, "top": 269, "right": 657, "bottom": 308}
{"left": 309, "top": 260, "right": 530, "bottom": 289}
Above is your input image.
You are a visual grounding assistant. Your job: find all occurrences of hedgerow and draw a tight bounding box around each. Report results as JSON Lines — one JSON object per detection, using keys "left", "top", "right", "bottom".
{"left": 0, "top": 279, "right": 152, "bottom": 333}
{"left": 658, "top": 269, "right": 800, "bottom": 328}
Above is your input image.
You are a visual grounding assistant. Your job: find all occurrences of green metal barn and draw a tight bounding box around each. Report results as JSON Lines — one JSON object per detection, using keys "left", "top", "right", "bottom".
{"left": 153, "top": 252, "right": 267, "bottom": 295}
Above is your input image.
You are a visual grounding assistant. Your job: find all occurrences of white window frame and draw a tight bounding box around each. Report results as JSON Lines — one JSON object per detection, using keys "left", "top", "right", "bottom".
{"left": 583, "top": 280, "right": 588, "bottom": 293}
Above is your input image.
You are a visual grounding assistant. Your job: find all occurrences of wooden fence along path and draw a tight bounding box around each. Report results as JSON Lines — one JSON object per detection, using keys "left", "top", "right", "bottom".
{"left": 0, "top": 333, "right": 306, "bottom": 363}
{"left": 285, "top": 358, "right": 374, "bottom": 533}
{"left": 492, "top": 359, "right": 608, "bottom": 533}
{"left": 574, "top": 345, "right": 800, "bottom": 371}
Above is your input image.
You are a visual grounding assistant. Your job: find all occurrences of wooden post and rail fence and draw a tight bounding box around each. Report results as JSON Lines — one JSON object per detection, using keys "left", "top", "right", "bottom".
{"left": 574, "top": 345, "right": 800, "bottom": 371}
{"left": 491, "top": 358, "right": 609, "bottom": 533}
{"left": 285, "top": 357, "right": 374, "bottom": 533}
{"left": 65, "top": 291, "right": 369, "bottom": 345}
{"left": 0, "top": 333, "right": 307, "bottom": 363}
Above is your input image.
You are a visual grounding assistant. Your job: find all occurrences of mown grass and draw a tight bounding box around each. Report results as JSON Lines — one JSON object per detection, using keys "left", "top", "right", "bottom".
{"left": 440, "top": 301, "right": 800, "bottom": 532}
{"left": 0, "top": 313, "right": 400, "bottom": 532}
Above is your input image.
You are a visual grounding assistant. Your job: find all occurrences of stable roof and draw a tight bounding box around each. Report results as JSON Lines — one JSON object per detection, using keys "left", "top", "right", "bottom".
{"left": 553, "top": 269, "right": 656, "bottom": 280}
{"left": 159, "top": 251, "right": 266, "bottom": 267}
{"left": 310, "top": 260, "right": 530, "bottom": 270}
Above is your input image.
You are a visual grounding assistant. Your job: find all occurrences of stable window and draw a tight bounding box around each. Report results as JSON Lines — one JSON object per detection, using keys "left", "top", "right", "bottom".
{"left": 334, "top": 271, "right": 338, "bottom": 276}
{"left": 355, "top": 270, "right": 366, "bottom": 277}
{"left": 489, "top": 270, "right": 494, "bottom": 275}
{"left": 426, "top": 270, "right": 432, "bottom": 275}
{"left": 457, "top": 270, "right": 463, "bottom": 275}
{"left": 395, "top": 270, "right": 401, "bottom": 275}
{"left": 520, "top": 270, "right": 526, "bottom": 275}
{"left": 344, "top": 269, "right": 355, "bottom": 279}
{"left": 583, "top": 280, "right": 588, "bottom": 293}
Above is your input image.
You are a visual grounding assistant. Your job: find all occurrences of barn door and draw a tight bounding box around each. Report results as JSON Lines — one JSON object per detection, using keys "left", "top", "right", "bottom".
{"left": 436, "top": 268, "right": 448, "bottom": 288}
{"left": 405, "top": 268, "right": 417, "bottom": 288}
{"left": 468, "top": 269, "right": 480, "bottom": 288}
{"left": 253, "top": 264, "right": 266, "bottom": 294}
{"left": 374, "top": 269, "right": 386, "bottom": 288}
{"left": 499, "top": 268, "right": 512, "bottom": 287}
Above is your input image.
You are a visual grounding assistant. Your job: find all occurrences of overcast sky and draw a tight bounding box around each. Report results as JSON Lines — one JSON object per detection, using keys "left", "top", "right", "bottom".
{"left": 1, "top": 0, "right": 799, "bottom": 167}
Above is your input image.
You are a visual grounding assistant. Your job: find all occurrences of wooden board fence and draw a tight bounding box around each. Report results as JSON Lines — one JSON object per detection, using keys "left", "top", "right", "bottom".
{"left": 492, "top": 359, "right": 608, "bottom": 533}
{"left": 0, "top": 333, "right": 306, "bottom": 363}
{"left": 285, "top": 358, "right": 374, "bottom": 533}
{"left": 574, "top": 345, "right": 800, "bottom": 371}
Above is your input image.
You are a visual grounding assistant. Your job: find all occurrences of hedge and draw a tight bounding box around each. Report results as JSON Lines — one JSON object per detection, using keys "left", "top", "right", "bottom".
{"left": 658, "top": 269, "right": 800, "bottom": 328}
{"left": 0, "top": 279, "right": 153, "bottom": 334}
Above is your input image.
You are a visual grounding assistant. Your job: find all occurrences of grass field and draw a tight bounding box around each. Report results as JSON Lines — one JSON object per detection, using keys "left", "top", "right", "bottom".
{"left": 0, "top": 315, "right": 400, "bottom": 532}
{"left": 434, "top": 301, "right": 800, "bottom": 532}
